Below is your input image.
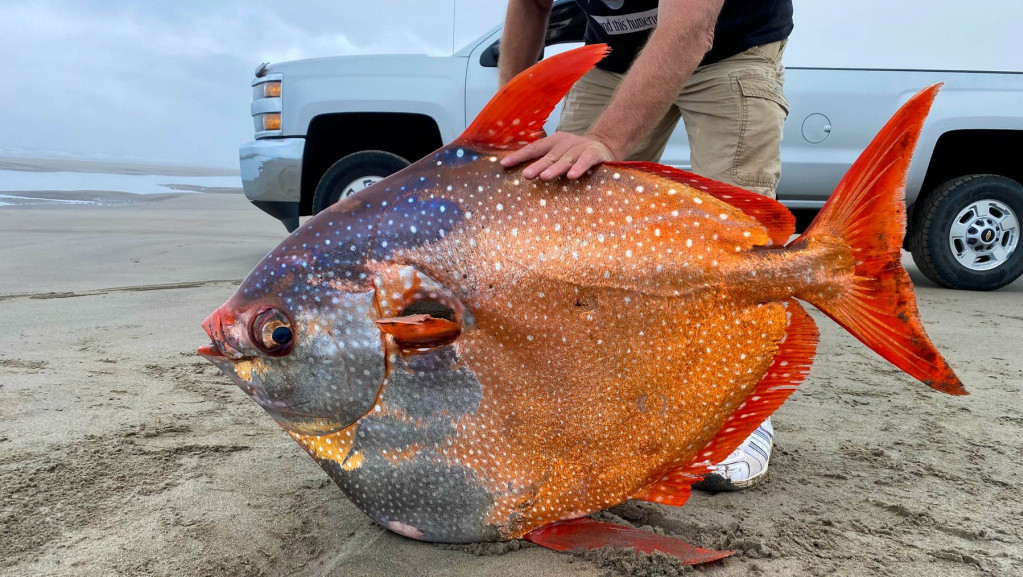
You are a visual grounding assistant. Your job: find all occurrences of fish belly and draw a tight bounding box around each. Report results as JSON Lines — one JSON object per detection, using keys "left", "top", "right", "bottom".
{"left": 446, "top": 289, "right": 789, "bottom": 537}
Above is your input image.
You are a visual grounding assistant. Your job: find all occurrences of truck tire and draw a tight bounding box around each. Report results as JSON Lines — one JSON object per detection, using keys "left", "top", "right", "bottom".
{"left": 312, "top": 151, "right": 409, "bottom": 213}
{"left": 909, "top": 175, "right": 1023, "bottom": 291}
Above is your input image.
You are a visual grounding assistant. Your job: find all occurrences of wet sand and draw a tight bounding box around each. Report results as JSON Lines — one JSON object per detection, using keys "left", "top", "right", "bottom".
{"left": 1, "top": 191, "right": 1020, "bottom": 577}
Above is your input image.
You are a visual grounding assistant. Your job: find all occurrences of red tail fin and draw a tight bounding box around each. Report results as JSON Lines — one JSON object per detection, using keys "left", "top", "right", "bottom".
{"left": 456, "top": 44, "right": 610, "bottom": 150}
{"left": 796, "top": 85, "right": 965, "bottom": 395}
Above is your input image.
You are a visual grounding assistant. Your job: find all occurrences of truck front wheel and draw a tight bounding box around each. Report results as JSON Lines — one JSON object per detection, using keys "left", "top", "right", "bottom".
{"left": 312, "top": 151, "right": 410, "bottom": 214}
{"left": 909, "top": 174, "right": 1023, "bottom": 290}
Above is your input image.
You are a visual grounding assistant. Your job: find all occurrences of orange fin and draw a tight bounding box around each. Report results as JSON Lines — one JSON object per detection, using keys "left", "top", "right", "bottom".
{"left": 608, "top": 161, "right": 796, "bottom": 245}
{"left": 635, "top": 300, "right": 817, "bottom": 503}
{"left": 375, "top": 314, "right": 461, "bottom": 348}
{"left": 795, "top": 84, "right": 966, "bottom": 395}
{"left": 456, "top": 44, "right": 610, "bottom": 150}
{"left": 524, "top": 518, "right": 732, "bottom": 565}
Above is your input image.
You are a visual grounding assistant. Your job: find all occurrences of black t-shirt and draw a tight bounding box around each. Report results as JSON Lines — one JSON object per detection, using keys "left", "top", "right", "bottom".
{"left": 576, "top": 0, "right": 794, "bottom": 73}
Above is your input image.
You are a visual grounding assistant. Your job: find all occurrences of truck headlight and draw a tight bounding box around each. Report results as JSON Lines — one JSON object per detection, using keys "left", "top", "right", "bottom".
{"left": 251, "top": 73, "right": 283, "bottom": 137}
{"left": 253, "top": 80, "right": 282, "bottom": 100}
{"left": 262, "top": 81, "right": 281, "bottom": 98}
{"left": 260, "top": 113, "right": 282, "bottom": 131}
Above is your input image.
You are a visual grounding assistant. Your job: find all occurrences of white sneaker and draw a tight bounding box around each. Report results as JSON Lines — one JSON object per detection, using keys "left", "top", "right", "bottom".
{"left": 693, "top": 418, "right": 773, "bottom": 492}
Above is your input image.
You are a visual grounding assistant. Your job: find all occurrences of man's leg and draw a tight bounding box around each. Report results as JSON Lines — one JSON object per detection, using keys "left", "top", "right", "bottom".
{"left": 677, "top": 40, "right": 789, "bottom": 490}
{"left": 678, "top": 40, "right": 788, "bottom": 198}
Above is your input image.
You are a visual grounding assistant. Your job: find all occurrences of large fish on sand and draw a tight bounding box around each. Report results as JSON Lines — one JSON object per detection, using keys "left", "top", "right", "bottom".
{"left": 199, "top": 45, "right": 964, "bottom": 562}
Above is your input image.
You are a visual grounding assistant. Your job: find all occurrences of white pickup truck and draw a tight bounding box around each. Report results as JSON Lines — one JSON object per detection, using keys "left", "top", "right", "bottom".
{"left": 239, "top": 0, "right": 1023, "bottom": 291}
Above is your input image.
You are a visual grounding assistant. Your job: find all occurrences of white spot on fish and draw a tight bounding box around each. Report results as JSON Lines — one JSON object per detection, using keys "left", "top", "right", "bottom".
{"left": 387, "top": 521, "right": 424, "bottom": 539}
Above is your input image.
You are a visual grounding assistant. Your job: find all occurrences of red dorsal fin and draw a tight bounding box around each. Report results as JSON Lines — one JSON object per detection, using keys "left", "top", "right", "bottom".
{"left": 633, "top": 300, "right": 818, "bottom": 504}
{"left": 795, "top": 84, "right": 966, "bottom": 395}
{"left": 608, "top": 161, "right": 796, "bottom": 245}
{"left": 524, "top": 518, "right": 732, "bottom": 565}
{"left": 456, "top": 44, "right": 610, "bottom": 150}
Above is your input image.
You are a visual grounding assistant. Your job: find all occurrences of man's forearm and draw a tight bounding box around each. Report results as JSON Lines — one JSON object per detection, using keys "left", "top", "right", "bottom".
{"left": 498, "top": 0, "right": 553, "bottom": 87}
{"left": 587, "top": 0, "right": 724, "bottom": 159}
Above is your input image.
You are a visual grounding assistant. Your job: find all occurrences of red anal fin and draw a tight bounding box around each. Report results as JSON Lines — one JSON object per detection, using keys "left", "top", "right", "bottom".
{"left": 608, "top": 161, "right": 796, "bottom": 245}
{"left": 637, "top": 300, "right": 818, "bottom": 500}
{"left": 524, "top": 518, "right": 732, "bottom": 565}
{"left": 457, "top": 44, "right": 610, "bottom": 150}
{"left": 796, "top": 84, "right": 966, "bottom": 395}
{"left": 631, "top": 472, "right": 696, "bottom": 507}
{"left": 375, "top": 314, "right": 461, "bottom": 348}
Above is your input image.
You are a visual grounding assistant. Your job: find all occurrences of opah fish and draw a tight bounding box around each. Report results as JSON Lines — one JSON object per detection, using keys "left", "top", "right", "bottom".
{"left": 199, "top": 45, "right": 964, "bottom": 563}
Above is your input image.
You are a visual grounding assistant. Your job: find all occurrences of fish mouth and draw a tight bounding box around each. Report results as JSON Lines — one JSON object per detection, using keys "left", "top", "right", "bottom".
{"left": 199, "top": 309, "right": 245, "bottom": 360}
{"left": 197, "top": 343, "right": 228, "bottom": 359}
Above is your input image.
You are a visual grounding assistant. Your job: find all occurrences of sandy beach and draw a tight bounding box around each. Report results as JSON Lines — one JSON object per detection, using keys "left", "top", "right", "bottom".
{"left": 1, "top": 190, "right": 1021, "bottom": 577}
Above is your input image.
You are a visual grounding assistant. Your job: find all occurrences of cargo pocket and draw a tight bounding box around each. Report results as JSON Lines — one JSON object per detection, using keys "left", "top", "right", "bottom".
{"left": 731, "top": 74, "right": 789, "bottom": 196}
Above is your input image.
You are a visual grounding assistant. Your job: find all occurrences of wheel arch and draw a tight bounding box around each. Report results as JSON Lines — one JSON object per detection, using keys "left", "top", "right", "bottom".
{"left": 913, "top": 129, "right": 1023, "bottom": 215}
{"left": 300, "top": 113, "right": 444, "bottom": 215}
{"left": 904, "top": 129, "right": 1023, "bottom": 246}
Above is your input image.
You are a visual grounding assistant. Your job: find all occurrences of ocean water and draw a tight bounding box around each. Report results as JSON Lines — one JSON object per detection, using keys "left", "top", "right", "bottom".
{"left": 0, "top": 169, "right": 242, "bottom": 206}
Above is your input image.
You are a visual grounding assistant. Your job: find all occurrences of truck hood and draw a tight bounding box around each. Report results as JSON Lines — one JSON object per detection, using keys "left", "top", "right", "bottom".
{"left": 264, "top": 53, "right": 469, "bottom": 79}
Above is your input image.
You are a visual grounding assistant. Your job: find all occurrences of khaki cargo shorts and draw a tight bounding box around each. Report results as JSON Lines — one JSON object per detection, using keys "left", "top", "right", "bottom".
{"left": 558, "top": 40, "right": 789, "bottom": 198}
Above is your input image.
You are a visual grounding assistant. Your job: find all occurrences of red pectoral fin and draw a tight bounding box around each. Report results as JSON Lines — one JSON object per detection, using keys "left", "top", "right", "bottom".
{"left": 524, "top": 518, "right": 732, "bottom": 565}
{"left": 375, "top": 314, "right": 461, "bottom": 348}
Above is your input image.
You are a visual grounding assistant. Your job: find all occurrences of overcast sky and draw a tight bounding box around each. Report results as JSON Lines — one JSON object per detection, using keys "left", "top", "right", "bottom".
{"left": 5, "top": 1, "right": 1020, "bottom": 170}
{"left": 3, "top": 0, "right": 508, "bottom": 169}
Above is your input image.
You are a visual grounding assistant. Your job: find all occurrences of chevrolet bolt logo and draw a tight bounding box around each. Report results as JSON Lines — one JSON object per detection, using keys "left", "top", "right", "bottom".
{"left": 982, "top": 230, "right": 995, "bottom": 242}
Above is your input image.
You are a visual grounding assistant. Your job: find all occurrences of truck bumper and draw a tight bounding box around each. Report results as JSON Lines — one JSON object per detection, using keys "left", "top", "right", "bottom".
{"left": 240, "top": 138, "right": 304, "bottom": 230}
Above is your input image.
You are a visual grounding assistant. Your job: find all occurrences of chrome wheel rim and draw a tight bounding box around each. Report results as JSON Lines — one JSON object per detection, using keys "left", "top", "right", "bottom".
{"left": 949, "top": 199, "right": 1019, "bottom": 271}
{"left": 341, "top": 176, "right": 383, "bottom": 199}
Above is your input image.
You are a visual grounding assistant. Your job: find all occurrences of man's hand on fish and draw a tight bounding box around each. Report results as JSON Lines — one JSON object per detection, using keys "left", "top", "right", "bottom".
{"left": 500, "top": 130, "right": 616, "bottom": 180}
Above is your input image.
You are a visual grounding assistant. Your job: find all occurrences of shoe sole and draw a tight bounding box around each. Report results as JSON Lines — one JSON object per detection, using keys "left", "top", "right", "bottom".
{"left": 692, "top": 468, "right": 770, "bottom": 494}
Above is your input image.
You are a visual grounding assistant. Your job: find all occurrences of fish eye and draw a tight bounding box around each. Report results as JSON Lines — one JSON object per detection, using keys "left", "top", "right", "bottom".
{"left": 251, "top": 308, "right": 294, "bottom": 356}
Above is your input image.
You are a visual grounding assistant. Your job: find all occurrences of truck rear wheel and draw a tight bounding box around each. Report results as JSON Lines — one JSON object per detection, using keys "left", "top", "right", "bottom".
{"left": 909, "top": 174, "right": 1023, "bottom": 290}
{"left": 312, "top": 151, "right": 409, "bottom": 213}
